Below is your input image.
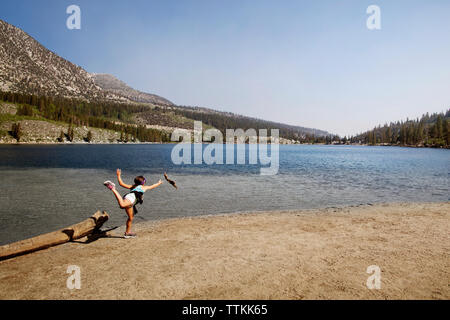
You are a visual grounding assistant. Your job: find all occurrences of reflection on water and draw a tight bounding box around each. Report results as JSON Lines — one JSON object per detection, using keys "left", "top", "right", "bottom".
{"left": 0, "top": 144, "right": 448, "bottom": 244}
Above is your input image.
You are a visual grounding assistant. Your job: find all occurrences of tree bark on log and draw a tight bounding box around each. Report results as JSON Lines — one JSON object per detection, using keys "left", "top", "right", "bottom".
{"left": 0, "top": 211, "right": 109, "bottom": 261}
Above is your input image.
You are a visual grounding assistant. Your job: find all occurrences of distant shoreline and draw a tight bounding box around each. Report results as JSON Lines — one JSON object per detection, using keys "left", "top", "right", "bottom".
{"left": 0, "top": 141, "right": 449, "bottom": 149}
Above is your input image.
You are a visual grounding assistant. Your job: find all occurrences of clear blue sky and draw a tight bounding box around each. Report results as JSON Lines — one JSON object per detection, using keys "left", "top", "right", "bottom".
{"left": 1, "top": 0, "right": 449, "bottom": 136}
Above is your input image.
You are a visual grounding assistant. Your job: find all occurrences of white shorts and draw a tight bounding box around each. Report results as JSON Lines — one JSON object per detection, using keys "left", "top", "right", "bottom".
{"left": 124, "top": 193, "right": 137, "bottom": 206}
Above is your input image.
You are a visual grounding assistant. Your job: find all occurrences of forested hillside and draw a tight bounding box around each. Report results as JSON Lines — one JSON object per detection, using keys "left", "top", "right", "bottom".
{"left": 0, "top": 91, "right": 171, "bottom": 143}
{"left": 0, "top": 91, "right": 332, "bottom": 143}
{"left": 173, "top": 106, "right": 330, "bottom": 141}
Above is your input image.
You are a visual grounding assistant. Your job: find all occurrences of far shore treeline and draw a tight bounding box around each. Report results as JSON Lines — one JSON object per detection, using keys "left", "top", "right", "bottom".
{"left": 352, "top": 110, "right": 450, "bottom": 148}
{"left": 0, "top": 90, "right": 448, "bottom": 148}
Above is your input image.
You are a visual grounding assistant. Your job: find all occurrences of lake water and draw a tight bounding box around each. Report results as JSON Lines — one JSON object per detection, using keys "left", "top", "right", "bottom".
{"left": 0, "top": 144, "right": 448, "bottom": 245}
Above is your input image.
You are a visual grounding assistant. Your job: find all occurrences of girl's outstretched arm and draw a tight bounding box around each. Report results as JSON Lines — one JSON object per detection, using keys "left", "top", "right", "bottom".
{"left": 143, "top": 179, "right": 163, "bottom": 191}
{"left": 116, "top": 169, "right": 133, "bottom": 189}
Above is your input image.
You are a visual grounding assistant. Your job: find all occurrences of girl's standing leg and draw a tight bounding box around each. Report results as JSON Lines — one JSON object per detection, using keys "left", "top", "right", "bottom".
{"left": 125, "top": 206, "right": 134, "bottom": 235}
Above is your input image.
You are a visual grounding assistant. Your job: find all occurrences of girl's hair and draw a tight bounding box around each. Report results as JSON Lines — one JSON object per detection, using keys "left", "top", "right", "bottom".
{"left": 131, "top": 176, "right": 146, "bottom": 189}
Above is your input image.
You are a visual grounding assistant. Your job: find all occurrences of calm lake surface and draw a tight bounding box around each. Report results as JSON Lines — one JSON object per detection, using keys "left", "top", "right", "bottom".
{"left": 0, "top": 144, "right": 448, "bottom": 245}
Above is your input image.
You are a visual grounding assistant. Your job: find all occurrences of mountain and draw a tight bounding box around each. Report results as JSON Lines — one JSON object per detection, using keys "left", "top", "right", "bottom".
{"left": 0, "top": 18, "right": 331, "bottom": 142}
{"left": 92, "top": 73, "right": 173, "bottom": 106}
{"left": 0, "top": 19, "right": 107, "bottom": 100}
{"left": 0, "top": 19, "right": 171, "bottom": 105}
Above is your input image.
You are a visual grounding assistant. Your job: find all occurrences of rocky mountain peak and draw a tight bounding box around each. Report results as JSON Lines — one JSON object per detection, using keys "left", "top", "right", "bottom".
{"left": 91, "top": 73, "right": 173, "bottom": 106}
{"left": 0, "top": 19, "right": 171, "bottom": 105}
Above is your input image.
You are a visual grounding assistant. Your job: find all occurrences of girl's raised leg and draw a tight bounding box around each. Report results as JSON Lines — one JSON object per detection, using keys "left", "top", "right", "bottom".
{"left": 104, "top": 181, "right": 132, "bottom": 209}
{"left": 110, "top": 188, "right": 132, "bottom": 209}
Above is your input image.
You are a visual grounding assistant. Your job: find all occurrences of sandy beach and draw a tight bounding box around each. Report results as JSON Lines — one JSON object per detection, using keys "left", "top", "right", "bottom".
{"left": 0, "top": 202, "right": 449, "bottom": 300}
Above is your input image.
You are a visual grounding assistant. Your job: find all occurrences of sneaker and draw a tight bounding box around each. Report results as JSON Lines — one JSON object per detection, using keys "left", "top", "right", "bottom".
{"left": 124, "top": 232, "right": 137, "bottom": 239}
{"left": 103, "top": 181, "right": 116, "bottom": 190}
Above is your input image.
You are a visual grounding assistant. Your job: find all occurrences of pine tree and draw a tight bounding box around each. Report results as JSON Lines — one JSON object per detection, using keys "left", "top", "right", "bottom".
{"left": 435, "top": 115, "right": 443, "bottom": 139}
{"left": 39, "top": 98, "right": 45, "bottom": 113}
{"left": 386, "top": 127, "right": 392, "bottom": 144}
{"left": 12, "top": 122, "right": 22, "bottom": 142}
{"left": 399, "top": 125, "right": 407, "bottom": 145}
{"left": 407, "top": 125, "right": 414, "bottom": 145}
{"left": 371, "top": 130, "right": 377, "bottom": 145}
{"left": 67, "top": 124, "right": 74, "bottom": 142}
{"left": 86, "top": 130, "right": 93, "bottom": 143}
{"left": 58, "top": 130, "right": 65, "bottom": 142}
{"left": 443, "top": 119, "right": 449, "bottom": 145}
{"left": 417, "top": 122, "right": 424, "bottom": 144}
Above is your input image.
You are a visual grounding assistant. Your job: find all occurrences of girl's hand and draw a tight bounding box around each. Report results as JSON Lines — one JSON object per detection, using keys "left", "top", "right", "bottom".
{"left": 116, "top": 169, "right": 121, "bottom": 177}
{"left": 158, "top": 179, "right": 163, "bottom": 185}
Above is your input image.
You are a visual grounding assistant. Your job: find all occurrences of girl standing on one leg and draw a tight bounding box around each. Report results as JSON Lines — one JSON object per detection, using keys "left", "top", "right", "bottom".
{"left": 104, "top": 169, "right": 163, "bottom": 238}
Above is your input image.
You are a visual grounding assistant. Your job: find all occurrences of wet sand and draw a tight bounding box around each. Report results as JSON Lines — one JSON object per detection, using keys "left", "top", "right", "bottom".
{"left": 0, "top": 202, "right": 449, "bottom": 300}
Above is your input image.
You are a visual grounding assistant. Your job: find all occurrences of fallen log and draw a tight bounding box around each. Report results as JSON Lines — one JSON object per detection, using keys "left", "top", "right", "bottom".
{"left": 0, "top": 211, "right": 109, "bottom": 261}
